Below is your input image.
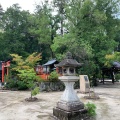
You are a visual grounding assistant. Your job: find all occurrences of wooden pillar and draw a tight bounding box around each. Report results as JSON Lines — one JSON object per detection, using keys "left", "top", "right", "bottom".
{"left": 102, "top": 71, "right": 104, "bottom": 84}
{"left": 46, "top": 66, "right": 48, "bottom": 80}
{"left": 111, "top": 71, "right": 115, "bottom": 84}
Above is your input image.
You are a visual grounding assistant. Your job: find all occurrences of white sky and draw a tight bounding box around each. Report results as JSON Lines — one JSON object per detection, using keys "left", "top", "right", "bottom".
{"left": 0, "top": 0, "right": 45, "bottom": 13}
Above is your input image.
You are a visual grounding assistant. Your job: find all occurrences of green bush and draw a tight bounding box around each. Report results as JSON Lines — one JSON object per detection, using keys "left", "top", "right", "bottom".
{"left": 17, "top": 81, "right": 28, "bottom": 90}
{"left": 85, "top": 102, "right": 96, "bottom": 116}
{"left": 48, "top": 71, "right": 59, "bottom": 81}
{"left": 5, "top": 80, "right": 28, "bottom": 90}
{"left": 5, "top": 80, "right": 18, "bottom": 89}
{"left": 115, "top": 74, "right": 120, "bottom": 81}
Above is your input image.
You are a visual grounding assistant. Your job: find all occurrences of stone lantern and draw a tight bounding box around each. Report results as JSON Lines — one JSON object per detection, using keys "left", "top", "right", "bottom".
{"left": 53, "top": 52, "right": 86, "bottom": 120}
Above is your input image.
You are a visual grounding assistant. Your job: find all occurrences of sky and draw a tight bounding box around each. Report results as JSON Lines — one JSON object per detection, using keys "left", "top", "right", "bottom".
{"left": 0, "top": 0, "right": 45, "bottom": 13}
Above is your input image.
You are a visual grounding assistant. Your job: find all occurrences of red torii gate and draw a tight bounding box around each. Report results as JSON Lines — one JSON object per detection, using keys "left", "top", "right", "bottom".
{"left": 0, "top": 61, "right": 10, "bottom": 83}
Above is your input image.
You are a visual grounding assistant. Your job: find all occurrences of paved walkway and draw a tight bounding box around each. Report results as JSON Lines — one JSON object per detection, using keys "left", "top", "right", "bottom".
{"left": 0, "top": 82, "right": 120, "bottom": 120}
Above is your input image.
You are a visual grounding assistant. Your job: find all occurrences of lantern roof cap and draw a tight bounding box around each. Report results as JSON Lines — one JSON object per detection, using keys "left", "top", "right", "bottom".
{"left": 55, "top": 52, "right": 82, "bottom": 67}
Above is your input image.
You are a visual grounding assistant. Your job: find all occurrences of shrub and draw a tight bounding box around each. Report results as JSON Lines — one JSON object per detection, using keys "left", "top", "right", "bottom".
{"left": 48, "top": 71, "right": 59, "bottom": 81}
{"left": 85, "top": 102, "right": 96, "bottom": 116}
{"left": 17, "top": 81, "right": 28, "bottom": 90}
{"left": 5, "top": 80, "right": 18, "bottom": 89}
{"left": 115, "top": 74, "right": 120, "bottom": 81}
{"left": 5, "top": 80, "right": 28, "bottom": 90}
{"left": 31, "top": 87, "right": 39, "bottom": 96}
{"left": 27, "top": 81, "right": 40, "bottom": 99}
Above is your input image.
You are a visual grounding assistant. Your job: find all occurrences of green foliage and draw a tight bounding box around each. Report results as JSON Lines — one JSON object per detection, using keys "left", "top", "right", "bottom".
{"left": 31, "top": 87, "right": 39, "bottom": 96}
{"left": 105, "top": 52, "right": 120, "bottom": 67}
{"left": 4, "top": 74, "right": 10, "bottom": 83}
{"left": 85, "top": 102, "right": 96, "bottom": 116}
{"left": 17, "top": 81, "right": 28, "bottom": 90}
{"left": 5, "top": 80, "right": 18, "bottom": 89}
{"left": 8, "top": 53, "right": 41, "bottom": 97}
{"left": 53, "top": 0, "right": 67, "bottom": 35}
{"left": 27, "top": 81, "right": 35, "bottom": 90}
{"left": 57, "top": 0, "right": 119, "bottom": 79}
{"left": 114, "top": 74, "right": 120, "bottom": 81}
{"left": 27, "top": 81, "right": 40, "bottom": 98}
{"left": 10, "top": 52, "right": 41, "bottom": 83}
{"left": 51, "top": 33, "right": 93, "bottom": 61}
{"left": 17, "top": 69, "right": 38, "bottom": 82}
{"left": 0, "top": 0, "right": 120, "bottom": 81}
{"left": 48, "top": 71, "right": 59, "bottom": 81}
{"left": 5, "top": 80, "right": 28, "bottom": 90}
{"left": 10, "top": 52, "right": 41, "bottom": 70}
{"left": 29, "top": 2, "right": 57, "bottom": 59}
{"left": 0, "top": 4, "right": 36, "bottom": 57}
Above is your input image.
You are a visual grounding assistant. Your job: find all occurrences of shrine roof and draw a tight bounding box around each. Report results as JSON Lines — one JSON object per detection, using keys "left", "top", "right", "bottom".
{"left": 43, "top": 59, "right": 57, "bottom": 66}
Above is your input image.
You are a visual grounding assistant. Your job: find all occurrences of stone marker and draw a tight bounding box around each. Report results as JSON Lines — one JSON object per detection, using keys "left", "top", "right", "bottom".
{"left": 80, "top": 75, "right": 90, "bottom": 93}
{"left": 53, "top": 52, "right": 87, "bottom": 120}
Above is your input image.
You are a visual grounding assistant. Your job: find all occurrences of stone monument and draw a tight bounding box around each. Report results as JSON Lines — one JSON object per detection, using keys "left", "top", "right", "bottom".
{"left": 53, "top": 52, "right": 87, "bottom": 120}
{"left": 80, "top": 75, "right": 90, "bottom": 93}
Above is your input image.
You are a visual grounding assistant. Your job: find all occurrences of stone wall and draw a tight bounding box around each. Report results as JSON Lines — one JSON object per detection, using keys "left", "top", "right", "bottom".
{"left": 39, "top": 80, "right": 79, "bottom": 92}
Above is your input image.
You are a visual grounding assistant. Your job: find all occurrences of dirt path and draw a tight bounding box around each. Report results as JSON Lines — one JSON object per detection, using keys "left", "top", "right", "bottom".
{"left": 0, "top": 82, "right": 120, "bottom": 120}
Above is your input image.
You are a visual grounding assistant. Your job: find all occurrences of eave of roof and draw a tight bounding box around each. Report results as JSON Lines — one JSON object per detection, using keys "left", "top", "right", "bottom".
{"left": 43, "top": 59, "right": 57, "bottom": 66}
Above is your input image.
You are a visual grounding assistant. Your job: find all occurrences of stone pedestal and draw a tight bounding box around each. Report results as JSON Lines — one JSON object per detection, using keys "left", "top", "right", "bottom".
{"left": 57, "top": 101, "right": 84, "bottom": 112}
{"left": 53, "top": 76, "right": 87, "bottom": 120}
{"left": 53, "top": 107, "right": 87, "bottom": 120}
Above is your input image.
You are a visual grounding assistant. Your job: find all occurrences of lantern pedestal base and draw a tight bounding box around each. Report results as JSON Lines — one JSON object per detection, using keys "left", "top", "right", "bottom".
{"left": 57, "top": 101, "right": 84, "bottom": 111}
{"left": 53, "top": 107, "right": 87, "bottom": 120}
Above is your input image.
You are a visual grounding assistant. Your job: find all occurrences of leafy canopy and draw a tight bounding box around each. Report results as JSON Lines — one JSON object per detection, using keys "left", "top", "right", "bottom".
{"left": 10, "top": 52, "right": 42, "bottom": 98}
{"left": 105, "top": 52, "right": 120, "bottom": 67}
{"left": 10, "top": 52, "right": 41, "bottom": 71}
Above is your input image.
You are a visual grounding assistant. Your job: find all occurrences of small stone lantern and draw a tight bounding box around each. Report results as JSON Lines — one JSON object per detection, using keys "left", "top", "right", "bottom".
{"left": 53, "top": 52, "right": 86, "bottom": 120}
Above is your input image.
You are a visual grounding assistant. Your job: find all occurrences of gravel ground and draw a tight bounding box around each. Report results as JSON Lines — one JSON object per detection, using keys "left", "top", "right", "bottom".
{"left": 0, "top": 82, "right": 120, "bottom": 120}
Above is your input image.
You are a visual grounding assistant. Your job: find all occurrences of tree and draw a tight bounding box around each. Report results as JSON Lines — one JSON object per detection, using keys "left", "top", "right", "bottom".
{"left": 51, "top": 0, "right": 120, "bottom": 80}
{"left": 29, "top": 1, "right": 59, "bottom": 61}
{"left": 1, "top": 4, "right": 39, "bottom": 59}
{"left": 0, "top": 4, "right": 4, "bottom": 29}
{"left": 10, "top": 52, "right": 41, "bottom": 71}
{"left": 1, "top": 4, "right": 25, "bottom": 55}
{"left": 51, "top": 33, "right": 93, "bottom": 61}
{"left": 53, "top": 0, "right": 68, "bottom": 35}
{"left": 10, "top": 52, "right": 42, "bottom": 100}
{"left": 105, "top": 52, "right": 120, "bottom": 67}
